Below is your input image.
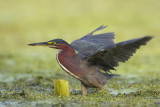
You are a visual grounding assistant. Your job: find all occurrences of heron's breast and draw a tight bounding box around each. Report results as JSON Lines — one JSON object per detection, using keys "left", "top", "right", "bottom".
{"left": 56, "top": 52, "right": 84, "bottom": 81}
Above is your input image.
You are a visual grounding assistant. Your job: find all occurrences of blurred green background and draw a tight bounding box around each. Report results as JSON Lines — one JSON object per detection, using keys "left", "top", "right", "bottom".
{"left": 0, "top": 0, "right": 160, "bottom": 106}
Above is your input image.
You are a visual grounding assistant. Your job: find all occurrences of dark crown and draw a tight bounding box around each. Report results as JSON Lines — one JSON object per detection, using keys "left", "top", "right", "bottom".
{"left": 48, "top": 39, "right": 69, "bottom": 45}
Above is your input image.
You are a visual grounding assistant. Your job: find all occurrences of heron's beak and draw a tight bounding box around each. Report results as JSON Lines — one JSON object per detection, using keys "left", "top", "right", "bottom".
{"left": 28, "top": 42, "right": 48, "bottom": 46}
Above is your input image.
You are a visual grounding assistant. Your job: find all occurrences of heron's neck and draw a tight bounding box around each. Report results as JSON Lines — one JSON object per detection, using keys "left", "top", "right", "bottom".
{"left": 56, "top": 44, "right": 76, "bottom": 57}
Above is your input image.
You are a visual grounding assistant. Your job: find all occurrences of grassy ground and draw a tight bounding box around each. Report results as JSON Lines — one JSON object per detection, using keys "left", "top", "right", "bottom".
{"left": 0, "top": 0, "right": 160, "bottom": 106}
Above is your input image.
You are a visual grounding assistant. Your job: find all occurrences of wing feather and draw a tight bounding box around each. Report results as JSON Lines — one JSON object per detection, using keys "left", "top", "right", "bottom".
{"left": 86, "top": 36, "right": 153, "bottom": 72}
{"left": 70, "top": 25, "right": 115, "bottom": 59}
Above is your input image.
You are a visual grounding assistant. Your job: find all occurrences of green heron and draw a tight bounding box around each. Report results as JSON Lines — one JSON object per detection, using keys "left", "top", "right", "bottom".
{"left": 28, "top": 25, "right": 152, "bottom": 95}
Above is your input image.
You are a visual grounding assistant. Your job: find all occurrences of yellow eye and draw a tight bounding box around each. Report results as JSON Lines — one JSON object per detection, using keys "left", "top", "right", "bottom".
{"left": 48, "top": 41, "right": 56, "bottom": 45}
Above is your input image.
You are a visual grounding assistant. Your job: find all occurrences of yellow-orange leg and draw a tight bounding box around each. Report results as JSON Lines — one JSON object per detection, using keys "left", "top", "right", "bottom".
{"left": 81, "top": 83, "right": 88, "bottom": 96}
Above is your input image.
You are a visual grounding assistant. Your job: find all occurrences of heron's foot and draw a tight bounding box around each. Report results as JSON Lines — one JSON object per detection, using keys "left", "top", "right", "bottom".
{"left": 101, "top": 88, "right": 107, "bottom": 93}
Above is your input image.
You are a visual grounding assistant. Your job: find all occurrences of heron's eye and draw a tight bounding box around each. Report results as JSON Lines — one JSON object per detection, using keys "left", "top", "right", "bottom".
{"left": 48, "top": 41, "right": 56, "bottom": 45}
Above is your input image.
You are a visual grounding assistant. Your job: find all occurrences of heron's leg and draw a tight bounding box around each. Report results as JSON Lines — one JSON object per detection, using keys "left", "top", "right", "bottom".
{"left": 81, "top": 83, "right": 88, "bottom": 96}
{"left": 98, "top": 87, "right": 107, "bottom": 93}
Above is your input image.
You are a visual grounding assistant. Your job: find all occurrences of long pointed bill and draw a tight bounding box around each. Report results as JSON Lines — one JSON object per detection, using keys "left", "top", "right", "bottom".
{"left": 28, "top": 42, "right": 48, "bottom": 46}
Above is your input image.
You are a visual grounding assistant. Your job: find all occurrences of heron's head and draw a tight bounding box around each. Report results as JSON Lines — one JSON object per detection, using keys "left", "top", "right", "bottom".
{"left": 28, "top": 39, "right": 70, "bottom": 50}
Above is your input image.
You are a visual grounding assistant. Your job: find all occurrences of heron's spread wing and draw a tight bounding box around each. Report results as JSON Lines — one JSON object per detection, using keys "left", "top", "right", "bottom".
{"left": 70, "top": 25, "right": 115, "bottom": 59}
{"left": 86, "top": 36, "right": 153, "bottom": 72}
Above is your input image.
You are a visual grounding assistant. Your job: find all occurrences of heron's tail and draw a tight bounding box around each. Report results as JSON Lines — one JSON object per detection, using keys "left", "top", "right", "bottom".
{"left": 108, "top": 74, "right": 120, "bottom": 79}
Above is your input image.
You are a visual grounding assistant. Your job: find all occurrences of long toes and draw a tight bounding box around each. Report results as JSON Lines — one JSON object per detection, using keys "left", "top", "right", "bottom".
{"left": 101, "top": 89, "right": 107, "bottom": 93}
